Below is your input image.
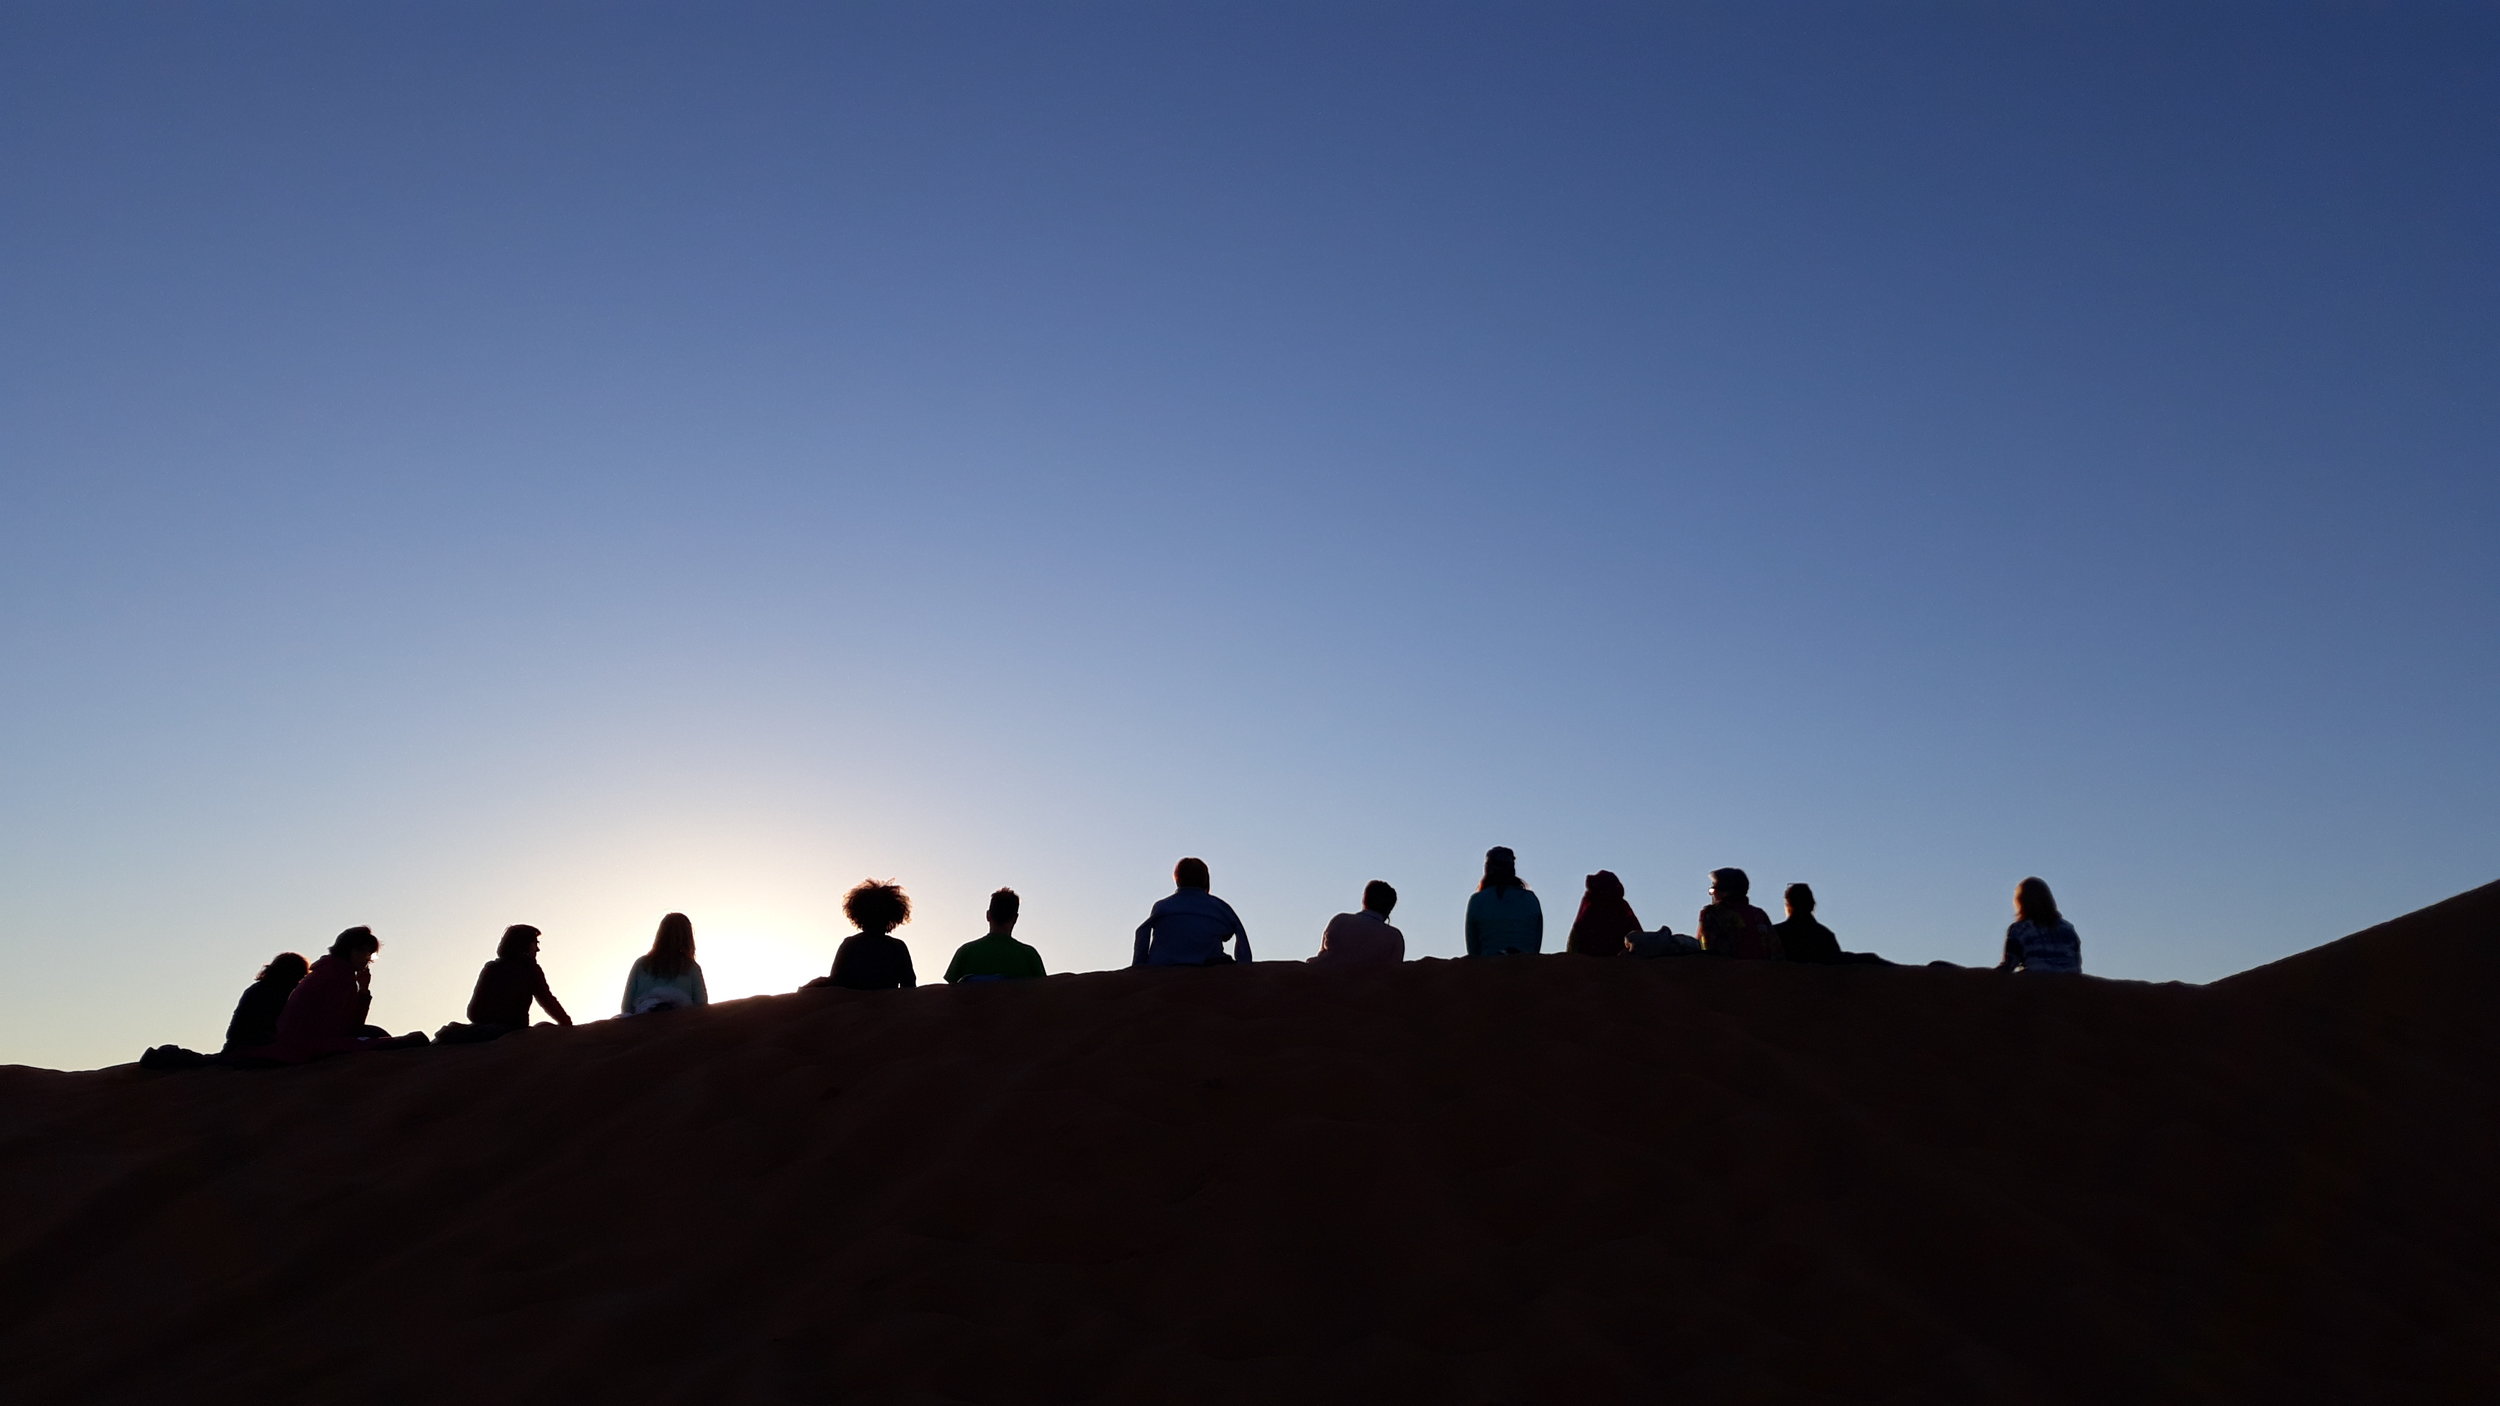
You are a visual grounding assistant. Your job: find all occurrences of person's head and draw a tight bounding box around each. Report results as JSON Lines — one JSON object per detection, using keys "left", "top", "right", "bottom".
{"left": 330, "top": 926, "right": 380, "bottom": 966}
{"left": 1174, "top": 857, "right": 1210, "bottom": 891}
{"left": 845, "top": 880, "right": 912, "bottom": 935}
{"left": 496, "top": 924, "right": 543, "bottom": 963}
{"left": 647, "top": 912, "right": 696, "bottom": 978}
{"left": 1362, "top": 880, "right": 1397, "bottom": 916}
{"left": 986, "top": 887, "right": 1021, "bottom": 932}
{"left": 256, "top": 952, "right": 310, "bottom": 985}
{"left": 1708, "top": 868, "right": 1750, "bottom": 905}
{"left": 2015, "top": 876, "right": 2061, "bottom": 926}
{"left": 1585, "top": 870, "right": 1625, "bottom": 901}
{"left": 1480, "top": 846, "right": 1524, "bottom": 893}
{"left": 1784, "top": 883, "right": 1816, "bottom": 919}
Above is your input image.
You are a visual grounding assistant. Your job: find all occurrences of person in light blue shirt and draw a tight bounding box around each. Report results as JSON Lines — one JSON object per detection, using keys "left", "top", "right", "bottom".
{"left": 1133, "top": 857, "right": 1253, "bottom": 966}
{"left": 1465, "top": 846, "right": 1544, "bottom": 956}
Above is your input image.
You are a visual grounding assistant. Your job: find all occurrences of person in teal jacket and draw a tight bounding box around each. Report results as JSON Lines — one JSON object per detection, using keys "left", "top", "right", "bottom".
{"left": 1465, "top": 846, "right": 1543, "bottom": 956}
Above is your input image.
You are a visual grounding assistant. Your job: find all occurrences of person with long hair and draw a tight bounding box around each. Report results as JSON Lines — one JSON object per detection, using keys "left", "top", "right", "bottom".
{"left": 1998, "top": 877, "right": 2082, "bottom": 973}
{"left": 1565, "top": 870, "right": 1641, "bottom": 957}
{"left": 249, "top": 927, "right": 428, "bottom": 1062}
{"left": 219, "top": 952, "right": 310, "bottom": 1055}
{"left": 622, "top": 913, "right": 709, "bottom": 1014}
{"left": 1133, "top": 857, "right": 1253, "bottom": 966}
{"left": 818, "top": 880, "right": 918, "bottom": 990}
{"left": 1465, "top": 846, "right": 1543, "bottom": 956}
{"left": 1697, "top": 869, "right": 1781, "bottom": 959}
{"left": 439, "top": 925, "right": 574, "bottom": 1043}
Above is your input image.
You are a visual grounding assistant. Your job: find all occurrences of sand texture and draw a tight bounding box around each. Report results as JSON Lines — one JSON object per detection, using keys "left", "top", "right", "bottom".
{"left": 2, "top": 882, "right": 2496, "bottom": 1404}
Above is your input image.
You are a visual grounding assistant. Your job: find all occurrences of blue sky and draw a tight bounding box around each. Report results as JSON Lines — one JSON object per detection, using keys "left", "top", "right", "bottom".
{"left": 4, "top": 2, "right": 2494, "bottom": 1069}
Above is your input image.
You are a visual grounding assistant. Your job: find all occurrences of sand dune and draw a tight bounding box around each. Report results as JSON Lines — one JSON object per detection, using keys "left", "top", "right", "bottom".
{"left": 3, "top": 885, "right": 2496, "bottom": 1403}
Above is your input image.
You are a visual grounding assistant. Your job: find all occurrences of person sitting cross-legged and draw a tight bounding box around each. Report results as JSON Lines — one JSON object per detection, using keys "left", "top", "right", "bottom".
{"left": 946, "top": 888, "right": 1047, "bottom": 983}
{"left": 1310, "top": 880, "right": 1405, "bottom": 967}
{"left": 1133, "top": 857, "right": 1252, "bottom": 967}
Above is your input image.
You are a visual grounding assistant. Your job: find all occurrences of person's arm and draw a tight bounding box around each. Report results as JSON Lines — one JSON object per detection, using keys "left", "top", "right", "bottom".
{"left": 621, "top": 961, "right": 640, "bottom": 1015}
{"left": 897, "top": 944, "right": 916, "bottom": 990}
{"left": 690, "top": 964, "right": 710, "bottom": 1006}
{"left": 1019, "top": 943, "right": 1046, "bottom": 978}
{"left": 1527, "top": 893, "right": 1543, "bottom": 950}
{"left": 1997, "top": 926, "right": 2022, "bottom": 972}
{"left": 534, "top": 966, "right": 573, "bottom": 1027}
{"left": 944, "top": 944, "right": 967, "bottom": 984}
{"left": 1133, "top": 912, "right": 1155, "bottom": 967}
{"left": 1227, "top": 901, "right": 1252, "bottom": 963}
{"left": 1464, "top": 897, "right": 1483, "bottom": 957}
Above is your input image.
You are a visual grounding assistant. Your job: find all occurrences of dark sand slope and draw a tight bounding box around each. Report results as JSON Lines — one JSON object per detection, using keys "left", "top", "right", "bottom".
{"left": 2, "top": 887, "right": 2496, "bottom": 1405}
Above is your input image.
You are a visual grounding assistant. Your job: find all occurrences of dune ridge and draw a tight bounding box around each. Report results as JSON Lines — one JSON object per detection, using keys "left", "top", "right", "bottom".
{"left": 2, "top": 884, "right": 2496, "bottom": 1404}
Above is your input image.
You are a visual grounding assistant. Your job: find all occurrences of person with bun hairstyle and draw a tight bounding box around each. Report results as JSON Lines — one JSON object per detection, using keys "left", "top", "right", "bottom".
{"left": 623, "top": 913, "right": 710, "bottom": 1013}
{"left": 1465, "top": 847, "right": 1543, "bottom": 956}
{"left": 1998, "top": 877, "right": 2082, "bottom": 973}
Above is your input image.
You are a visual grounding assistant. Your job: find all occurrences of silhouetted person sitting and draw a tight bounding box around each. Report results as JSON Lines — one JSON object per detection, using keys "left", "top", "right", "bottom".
{"left": 622, "top": 913, "right": 709, "bottom": 1014}
{"left": 246, "top": 927, "right": 427, "bottom": 1062}
{"left": 1773, "top": 884, "right": 1890, "bottom": 965}
{"left": 945, "top": 888, "right": 1047, "bottom": 983}
{"left": 1997, "top": 876, "right": 2082, "bottom": 973}
{"left": 813, "top": 880, "right": 917, "bottom": 990}
{"left": 1311, "top": 881, "right": 1405, "bottom": 967}
{"left": 1466, "top": 846, "right": 1543, "bottom": 956}
{"left": 222, "top": 952, "right": 309, "bottom": 1054}
{"left": 438, "top": 925, "right": 574, "bottom": 1043}
{"left": 1566, "top": 870, "right": 1641, "bottom": 957}
{"left": 1698, "top": 869, "right": 1781, "bottom": 959}
{"left": 1134, "top": 857, "right": 1252, "bottom": 966}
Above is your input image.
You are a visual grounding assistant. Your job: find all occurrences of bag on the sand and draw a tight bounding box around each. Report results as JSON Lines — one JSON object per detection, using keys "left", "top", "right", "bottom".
{"left": 138, "top": 1045, "right": 214, "bottom": 1071}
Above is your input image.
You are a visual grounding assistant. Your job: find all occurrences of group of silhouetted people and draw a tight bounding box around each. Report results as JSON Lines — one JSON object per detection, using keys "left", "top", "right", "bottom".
{"left": 140, "top": 851, "right": 2081, "bottom": 1071}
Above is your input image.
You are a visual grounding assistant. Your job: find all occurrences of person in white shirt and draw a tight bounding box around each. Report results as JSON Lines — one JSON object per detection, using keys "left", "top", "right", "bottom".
{"left": 1311, "top": 881, "right": 1406, "bottom": 967}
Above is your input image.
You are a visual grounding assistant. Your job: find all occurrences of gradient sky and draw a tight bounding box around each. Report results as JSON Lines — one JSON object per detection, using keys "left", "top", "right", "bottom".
{"left": 4, "top": 3, "right": 2494, "bottom": 1070}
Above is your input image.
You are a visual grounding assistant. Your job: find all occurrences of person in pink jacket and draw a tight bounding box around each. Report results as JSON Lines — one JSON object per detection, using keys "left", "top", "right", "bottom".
{"left": 246, "top": 927, "right": 428, "bottom": 1062}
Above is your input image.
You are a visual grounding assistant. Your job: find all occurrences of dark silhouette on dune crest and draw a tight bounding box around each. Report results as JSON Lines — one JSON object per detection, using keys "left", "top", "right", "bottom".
{"left": 7, "top": 881, "right": 2499, "bottom": 1402}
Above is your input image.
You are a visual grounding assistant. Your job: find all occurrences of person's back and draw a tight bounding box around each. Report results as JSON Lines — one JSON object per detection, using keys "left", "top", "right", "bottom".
{"left": 1698, "top": 868, "right": 1780, "bottom": 959}
{"left": 1565, "top": 870, "right": 1639, "bottom": 957}
{"left": 221, "top": 954, "right": 306, "bottom": 1054}
{"left": 623, "top": 913, "right": 709, "bottom": 1014}
{"left": 819, "top": 880, "right": 918, "bottom": 990}
{"left": 1311, "top": 881, "right": 1405, "bottom": 967}
{"left": 2000, "top": 876, "right": 2083, "bottom": 974}
{"left": 1134, "top": 858, "right": 1252, "bottom": 967}
{"left": 947, "top": 888, "right": 1046, "bottom": 983}
{"left": 831, "top": 931, "right": 917, "bottom": 990}
{"left": 1466, "top": 846, "right": 1543, "bottom": 956}
{"left": 1772, "top": 914, "right": 1843, "bottom": 964}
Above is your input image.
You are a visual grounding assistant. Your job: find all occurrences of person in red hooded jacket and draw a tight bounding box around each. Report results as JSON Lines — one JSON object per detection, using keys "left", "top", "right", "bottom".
{"left": 1565, "top": 870, "right": 1641, "bottom": 957}
{"left": 245, "top": 926, "right": 428, "bottom": 1062}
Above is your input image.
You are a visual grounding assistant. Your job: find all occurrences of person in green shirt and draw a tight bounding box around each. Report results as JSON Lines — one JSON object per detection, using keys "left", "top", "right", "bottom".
{"left": 944, "top": 888, "right": 1047, "bottom": 983}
